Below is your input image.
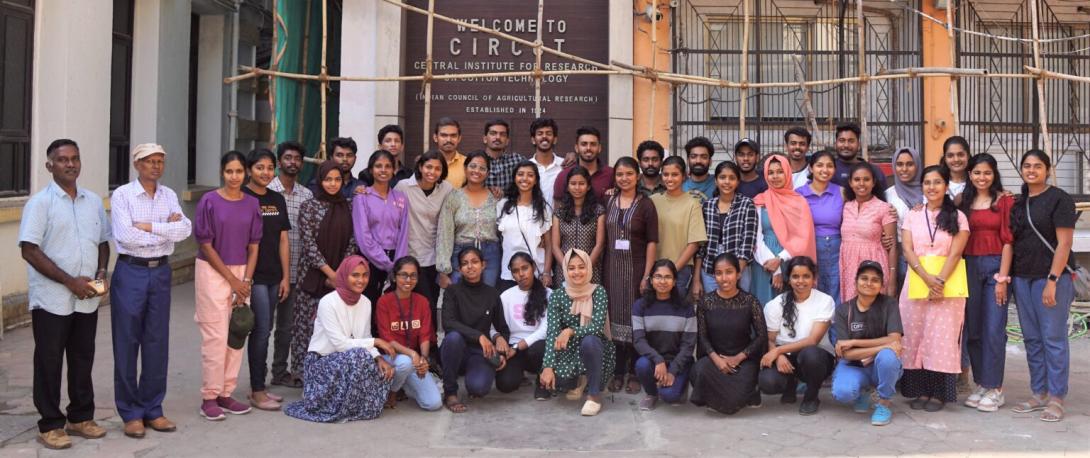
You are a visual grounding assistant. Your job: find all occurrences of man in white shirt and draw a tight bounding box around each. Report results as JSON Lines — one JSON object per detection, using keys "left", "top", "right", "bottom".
{"left": 785, "top": 127, "right": 813, "bottom": 189}
{"left": 528, "top": 117, "right": 564, "bottom": 206}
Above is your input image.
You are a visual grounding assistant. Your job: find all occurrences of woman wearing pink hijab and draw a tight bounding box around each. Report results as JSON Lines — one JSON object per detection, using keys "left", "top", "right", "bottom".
{"left": 752, "top": 155, "right": 817, "bottom": 305}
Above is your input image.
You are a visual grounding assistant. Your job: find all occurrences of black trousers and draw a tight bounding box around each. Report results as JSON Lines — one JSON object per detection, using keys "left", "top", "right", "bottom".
{"left": 413, "top": 265, "right": 441, "bottom": 336}
{"left": 495, "top": 340, "right": 546, "bottom": 393}
{"left": 32, "top": 308, "right": 98, "bottom": 433}
{"left": 364, "top": 250, "right": 396, "bottom": 335}
{"left": 758, "top": 345, "right": 834, "bottom": 402}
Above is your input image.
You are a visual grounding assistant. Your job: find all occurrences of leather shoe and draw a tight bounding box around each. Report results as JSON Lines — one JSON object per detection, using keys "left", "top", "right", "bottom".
{"left": 38, "top": 429, "right": 72, "bottom": 450}
{"left": 65, "top": 420, "right": 106, "bottom": 439}
{"left": 123, "top": 420, "right": 146, "bottom": 438}
{"left": 144, "top": 416, "right": 177, "bottom": 432}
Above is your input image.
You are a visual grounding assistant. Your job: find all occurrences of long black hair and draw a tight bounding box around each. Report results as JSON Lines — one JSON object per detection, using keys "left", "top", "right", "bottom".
{"left": 779, "top": 256, "right": 817, "bottom": 339}
{"left": 921, "top": 165, "right": 960, "bottom": 235}
{"left": 958, "top": 153, "right": 1004, "bottom": 215}
{"left": 508, "top": 252, "right": 547, "bottom": 326}
{"left": 358, "top": 149, "right": 396, "bottom": 186}
{"left": 556, "top": 165, "right": 601, "bottom": 225}
{"left": 641, "top": 259, "right": 688, "bottom": 310}
{"left": 501, "top": 161, "right": 548, "bottom": 223}
{"left": 940, "top": 136, "right": 971, "bottom": 170}
{"left": 843, "top": 161, "right": 887, "bottom": 203}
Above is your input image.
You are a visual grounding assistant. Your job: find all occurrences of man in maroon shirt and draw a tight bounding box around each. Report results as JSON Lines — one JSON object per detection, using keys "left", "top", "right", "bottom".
{"left": 553, "top": 126, "right": 614, "bottom": 202}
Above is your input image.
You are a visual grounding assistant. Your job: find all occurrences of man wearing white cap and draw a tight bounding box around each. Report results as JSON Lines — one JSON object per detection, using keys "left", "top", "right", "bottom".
{"left": 109, "top": 143, "right": 192, "bottom": 438}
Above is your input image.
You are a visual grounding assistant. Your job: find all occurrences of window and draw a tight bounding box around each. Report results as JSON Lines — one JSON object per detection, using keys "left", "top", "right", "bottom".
{"left": 109, "top": 0, "right": 134, "bottom": 188}
{"left": 0, "top": 0, "right": 34, "bottom": 197}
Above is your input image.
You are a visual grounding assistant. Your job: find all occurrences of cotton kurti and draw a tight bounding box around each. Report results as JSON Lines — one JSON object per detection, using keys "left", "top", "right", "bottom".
{"left": 839, "top": 197, "right": 897, "bottom": 302}
{"left": 603, "top": 194, "right": 658, "bottom": 342}
{"left": 542, "top": 286, "right": 616, "bottom": 384}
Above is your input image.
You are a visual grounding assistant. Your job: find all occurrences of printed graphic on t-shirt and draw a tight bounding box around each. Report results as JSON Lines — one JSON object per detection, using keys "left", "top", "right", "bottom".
{"left": 260, "top": 205, "right": 281, "bottom": 217}
{"left": 512, "top": 302, "right": 526, "bottom": 323}
{"left": 390, "top": 319, "right": 422, "bottom": 332}
{"left": 850, "top": 321, "right": 865, "bottom": 333}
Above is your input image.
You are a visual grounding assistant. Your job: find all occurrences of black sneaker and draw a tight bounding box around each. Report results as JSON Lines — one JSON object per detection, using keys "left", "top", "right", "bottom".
{"left": 799, "top": 399, "right": 820, "bottom": 415}
{"left": 780, "top": 391, "right": 798, "bottom": 404}
{"left": 534, "top": 384, "right": 551, "bottom": 401}
{"left": 747, "top": 390, "right": 762, "bottom": 408}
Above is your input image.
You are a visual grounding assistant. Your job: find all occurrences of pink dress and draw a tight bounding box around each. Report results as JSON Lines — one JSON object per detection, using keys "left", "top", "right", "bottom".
{"left": 898, "top": 208, "right": 969, "bottom": 374}
{"left": 839, "top": 198, "right": 897, "bottom": 302}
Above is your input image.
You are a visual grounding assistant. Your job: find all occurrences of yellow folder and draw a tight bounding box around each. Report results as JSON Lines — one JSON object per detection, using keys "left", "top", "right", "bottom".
{"left": 907, "top": 255, "right": 969, "bottom": 299}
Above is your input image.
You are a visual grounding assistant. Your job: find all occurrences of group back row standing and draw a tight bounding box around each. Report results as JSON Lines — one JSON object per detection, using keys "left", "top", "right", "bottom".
{"left": 20, "top": 117, "right": 1076, "bottom": 448}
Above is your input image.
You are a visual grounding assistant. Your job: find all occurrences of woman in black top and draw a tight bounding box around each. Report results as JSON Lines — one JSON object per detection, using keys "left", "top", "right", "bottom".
{"left": 689, "top": 253, "right": 767, "bottom": 415}
{"left": 1008, "top": 150, "right": 1076, "bottom": 422}
{"left": 439, "top": 247, "right": 512, "bottom": 413}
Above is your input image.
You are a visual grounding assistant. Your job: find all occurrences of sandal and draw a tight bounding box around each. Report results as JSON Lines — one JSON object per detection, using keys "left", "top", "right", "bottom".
{"left": 923, "top": 398, "right": 946, "bottom": 412}
{"left": 1012, "top": 395, "right": 1050, "bottom": 413}
{"left": 1040, "top": 401, "right": 1064, "bottom": 422}
{"left": 444, "top": 395, "right": 467, "bottom": 413}
{"left": 608, "top": 376, "right": 624, "bottom": 393}
{"left": 384, "top": 391, "right": 398, "bottom": 409}
{"left": 909, "top": 397, "right": 928, "bottom": 410}
{"left": 625, "top": 375, "right": 641, "bottom": 395}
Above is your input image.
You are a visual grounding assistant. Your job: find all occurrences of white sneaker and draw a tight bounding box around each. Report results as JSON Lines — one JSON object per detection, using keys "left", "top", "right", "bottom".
{"left": 977, "top": 389, "right": 1005, "bottom": 412}
{"left": 964, "top": 386, "right": 987, "bottom": 408}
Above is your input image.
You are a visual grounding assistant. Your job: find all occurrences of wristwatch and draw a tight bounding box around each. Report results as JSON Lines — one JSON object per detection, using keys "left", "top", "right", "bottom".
{"left": 1047, "top": 273, "right": 1060, "bottom": 282}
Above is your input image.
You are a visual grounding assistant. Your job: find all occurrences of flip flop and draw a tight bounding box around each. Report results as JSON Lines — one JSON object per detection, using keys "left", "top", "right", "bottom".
{"left": 444, "top": 395, "right": 467, "bottom": 413}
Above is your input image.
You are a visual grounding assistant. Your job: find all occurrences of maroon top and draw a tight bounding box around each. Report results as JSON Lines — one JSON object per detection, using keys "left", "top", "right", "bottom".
{"left": 553, "top": 156, "right": 615, "bottom": 203}
{"left": 964, "top": 194, "right": 1014, "bottom": 256}
{"left": 375, "top": 291, "right": 435, "bottom": 351}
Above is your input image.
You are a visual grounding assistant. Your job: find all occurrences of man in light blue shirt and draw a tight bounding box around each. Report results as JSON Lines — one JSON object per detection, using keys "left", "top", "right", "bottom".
{"left": 18, "top": 139, "right": 111, "bottom": 449}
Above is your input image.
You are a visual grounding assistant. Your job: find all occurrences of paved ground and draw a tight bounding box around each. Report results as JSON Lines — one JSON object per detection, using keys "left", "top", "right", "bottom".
{"left": 0, "top": 283, "right": 1088, "bottom": 457}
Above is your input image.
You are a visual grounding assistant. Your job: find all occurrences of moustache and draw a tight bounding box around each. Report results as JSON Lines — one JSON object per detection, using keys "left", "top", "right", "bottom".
{"left": 690, "top": 164, "right": 709, "bottom": 176}
{"left": 643, "top": 167, "right": 660, "bottom": 177}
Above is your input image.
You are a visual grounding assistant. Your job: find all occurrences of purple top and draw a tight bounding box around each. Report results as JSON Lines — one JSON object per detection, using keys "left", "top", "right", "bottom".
{"left": 195, "top": 191, "right": 263, "bottom": 265}
{"left": 352, "top": 187, "right": 411, "bottom": 272}
{"left": 796, "top": 182, "right": 844, "bottom": 237}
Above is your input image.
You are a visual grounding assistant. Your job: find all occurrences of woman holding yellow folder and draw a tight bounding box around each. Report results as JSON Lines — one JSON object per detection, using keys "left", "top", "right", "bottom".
{"left": 898, "top": 166, "right": 969, "bottom": 412}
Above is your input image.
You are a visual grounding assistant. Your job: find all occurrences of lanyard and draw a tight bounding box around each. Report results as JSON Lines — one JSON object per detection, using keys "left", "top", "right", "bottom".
{"left": 612, "top": 194, "right": 638, "bottom": 239}
{"left": 923, "top": 209, "right": 939, "bottom": 247}
{"left": 396, "top": 294, "right": 414, "bottom": 346}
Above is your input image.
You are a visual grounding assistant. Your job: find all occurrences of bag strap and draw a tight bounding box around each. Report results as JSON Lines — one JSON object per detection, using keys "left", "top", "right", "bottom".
{"left": 1024, "top": 196, "right": 1073, "bottom": 274}
{"left": 514, "top": 206, "right": 542, "bottom": 275}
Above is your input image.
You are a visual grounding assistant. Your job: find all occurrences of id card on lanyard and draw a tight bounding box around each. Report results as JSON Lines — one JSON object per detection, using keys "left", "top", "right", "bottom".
{"left": 613, "top": 195, "right": 637, "bottom": 251}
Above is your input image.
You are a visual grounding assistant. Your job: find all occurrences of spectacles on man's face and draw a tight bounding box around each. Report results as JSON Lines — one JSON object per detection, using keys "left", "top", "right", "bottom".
{"left": 396, "top": 273, "right": 419, "bottom": 280}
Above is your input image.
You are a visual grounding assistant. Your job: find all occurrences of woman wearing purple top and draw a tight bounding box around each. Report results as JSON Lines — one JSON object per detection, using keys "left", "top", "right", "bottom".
{"left": 194, "top": 151, "right": 263, "bottom": 421}
{"left": 795, "top": 150, "right": 843, "bottom": 302}
{"left": 353, "top": 150, "right": 410, "bottom": 329}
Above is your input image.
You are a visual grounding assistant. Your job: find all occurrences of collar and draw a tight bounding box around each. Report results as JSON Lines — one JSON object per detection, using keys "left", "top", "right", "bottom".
{"left": 531, "top": 153, "right": 561, "bottom": 168}
{"left": 131, "top": 179, "right": 162, "bottom": 198}
{"left": 445, "top": 152, "right": 465, "bottom": 165}
{"left": 798, "top": 182, "right": 839, "bottom": 197}
{"left": 47, "top": 180, "right": 86, "bottom": 199}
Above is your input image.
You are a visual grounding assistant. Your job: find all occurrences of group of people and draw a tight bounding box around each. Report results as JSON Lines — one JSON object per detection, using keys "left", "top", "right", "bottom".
{"left": 19, "top": 117, "right": 1077, "bottom": 449}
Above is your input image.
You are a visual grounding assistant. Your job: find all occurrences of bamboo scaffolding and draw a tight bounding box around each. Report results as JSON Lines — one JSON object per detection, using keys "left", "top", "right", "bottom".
{"left": 298, "top": 0, "right": 313, "bottom": 153}
{"left": 945, "top": 0, "right": 960, "bottom": 134}
{"left": 1026, "top": 66, "right": 1090, "bottom": 85}
{"left": 423, "top": 0, "right": 435, "bottom": 150}
{"left": 534, "top": 0, "right": 544, "bottom": 117}
{"left": 856, "top": 0, "right": 868, "bottom": 160}
{"left": 739, "top": 0, "right": 751, "bottom": 137}
{"left": 319, "top": 0, "right": 329, "bottom": 158}
{"left": 649, "top": 0, "right": 660, "bottom": 139}
{"left": 1028, "top": 0, "right": 1055, "bottom": 184}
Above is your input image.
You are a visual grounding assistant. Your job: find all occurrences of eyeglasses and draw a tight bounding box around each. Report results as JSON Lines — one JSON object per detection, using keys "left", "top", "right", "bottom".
{"left": 466, "top": 163, "right": 489, "bottom": 171}
{"left": 396, "top": 273, "right": 419, "bottom": 280}
{"left": 651, "top": 274, "right": 675, "bottom": 282}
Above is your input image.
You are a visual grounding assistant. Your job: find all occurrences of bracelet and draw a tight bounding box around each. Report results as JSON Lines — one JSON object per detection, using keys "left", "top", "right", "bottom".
{"left": 993, "top": 273, "right": 1011, "bottom": 284}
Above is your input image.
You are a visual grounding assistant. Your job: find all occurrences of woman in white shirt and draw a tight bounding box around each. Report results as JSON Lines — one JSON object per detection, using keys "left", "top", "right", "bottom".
{"left": 284, "top": 256, "right": 413, "bottom": 423}
{"left": 758, "top": 256, "right": 836, "bottom": 416}
{"left": 497, "top": 162, "right": 553, "bottom": 291}
{"left": 493, "top": 253, "right": 551, "bottom": 399}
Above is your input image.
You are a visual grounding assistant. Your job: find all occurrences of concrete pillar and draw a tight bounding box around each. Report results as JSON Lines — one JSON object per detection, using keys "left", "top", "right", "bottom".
{"left": 195, "top": 14, "right": 231, "bottom": 187}
{"left": 631, "top": 0, "right": 671, "bottom": 155}
{"left": 921, "top": 1, "right": 956, "bottom": 166}
{"left": 340, "top": 0, "right": 404, "bottom": 174}
{"left": 609, "top": 0, "right": 634, "bottom": 163}
{"left": 29, "top": 0, "right": 113, "bottom": 196}
{"left": 130, "top": 0, "right": 192, "bottom": 193}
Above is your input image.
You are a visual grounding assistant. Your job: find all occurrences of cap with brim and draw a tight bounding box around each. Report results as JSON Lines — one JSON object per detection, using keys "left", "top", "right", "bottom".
{"left": 856, "top": 260, "right": 885, "bottom": 280}
{"left": 734, "top": 138, "right": 759, "bottom": 154}
{"left": 132, "top": 143, "right": 167, "bottom": 162}
{"left": 228, "top": 306, "right": 255, "bottom": 350}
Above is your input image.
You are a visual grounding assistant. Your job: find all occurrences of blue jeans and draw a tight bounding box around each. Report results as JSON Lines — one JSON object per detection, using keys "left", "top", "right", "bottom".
{"left": 831, "top": 348, "right": 903, "bottom": 402}
{"left": 965, "top": 255, "right": 1008, "bottom": 389}
{"left": 1013, "top": 275, "right": 1073, "bottom": 398}
{"left": 701, "top": 265, "right": 752, "bottom": 296}
{"left": 248, "top": 283, "right": 279, "bottom": 392}
{"left": 450, "top": 241, "right": 501, "bottom": 287}
{"left": 676, "top": 265, "right": 693, "bottom": 297}
{"left": 385, "top": 354, "right": 442, "bottom": 411}
{"left": 110, "top": 260, "right": 172, "bottom": 422}
{"left": 816, "top": 235, "right": 841, "bottom": 303}
{"left": 634, "top": 356, "right": 688, "bottom": 403}
{"left": 440, "top": 331, "right": 495, "bottom": 397}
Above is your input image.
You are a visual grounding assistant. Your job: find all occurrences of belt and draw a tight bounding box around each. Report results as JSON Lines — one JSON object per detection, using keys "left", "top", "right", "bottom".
{"left": 118, "top": 254, "right": 169, "bottom": 268}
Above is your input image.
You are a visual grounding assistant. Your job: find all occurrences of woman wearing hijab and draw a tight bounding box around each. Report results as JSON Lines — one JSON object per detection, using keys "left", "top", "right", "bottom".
{"left": 290, "top": 161, "right": 360, "bottom": 385}
{"left": 539, "top": 249, "right": 616, "bottom": 416}
{"left": 752, "top": 156, "right": 817, "bottom": 305}
{"left": 885, "top": 147, "right": 923, "bottom": 292}
{"left": 284, "top": 256, "right": 398, "bottom": 423}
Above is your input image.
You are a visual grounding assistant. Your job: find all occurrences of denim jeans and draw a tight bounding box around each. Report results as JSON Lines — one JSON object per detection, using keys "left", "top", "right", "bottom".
{"left": 700, "top": 265, "right": 752, "bottom": 296}
{"left": 676, "top": 265, "right": 693, "bottom": 297}
{"left": 816, "top": 235, "right": 841, "bottom": 302}
{"left": 450, "top": 241, "right": 501, "bottom": 287}
{"left": 965, "top": 255, "right": 1008, "bottom": 389}
{"left": 270, "top": 290, "right": 294, "bottom": 380}
{"left": 439, "top": 331, "right": 495, "bottom": 397}
{"left": 247, "top": 283, "right": 279, "bottom": 392}
{"left": 385, "top": 354, "right": 442, "bottom": 411}
{"left": 1013, "top": 275, "right": 1073, "bottom": 398}
{"left": 831, "top": 348, "right": 903, "bottom": 402}
{"left": 634, "top": 356, "right": 688, "bottom": 403}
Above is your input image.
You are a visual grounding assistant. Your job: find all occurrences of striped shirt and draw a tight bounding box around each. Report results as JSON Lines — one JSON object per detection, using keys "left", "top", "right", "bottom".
{"left": 632, "top": 298, "right": 698, "bottom": 375}
{"left": 110, "top": 180, "right": 191, "bottom": 258}
{"left": 697, "top": 193, "right": 758, "bottom": 275}
{"left": 269, "top": 176, "right": 314, "bottom": 283}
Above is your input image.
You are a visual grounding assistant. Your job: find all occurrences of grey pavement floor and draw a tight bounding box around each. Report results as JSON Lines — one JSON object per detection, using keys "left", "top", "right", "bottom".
{"left": 0, "top": 283, "right": 1088, "bottom": 457}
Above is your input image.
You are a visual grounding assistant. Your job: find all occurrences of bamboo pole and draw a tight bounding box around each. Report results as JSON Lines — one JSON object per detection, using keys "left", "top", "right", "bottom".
{"left": 1028, "top": 0, "right": 1054, "bottom": 183}
{"left": 268, "top": 0, "right": 280, "bottom": 145}
{"left": 856, "top": 0, "right": 868, "bottom": 160}
{"left": 230, "top": 65, "right": 626, "bottom": 83}
{"left": 298, "top": 0, "right": 313, "bottom": 152}
{"left": 423, "top": 0, "right": 435, "bottom": 151}
{"left": 945, "top": 0, "right": 960, "bottom": 134}
{"left": 534, "top": 0, "right": 544, "bottom": 117}
{"left": 649, "top": 0, "right": 659, "bottom": 139}
{"left": 739, "top": 0, "right": 751, "bottom": 138}
{"left": 792, "top": 55, "right": 822, "bottom": 147}
{"left": 1026, "top": 66, "right": 1090, "bottom": 84}
{"left": 319, "top": 0, "right": 329, "bottom": 158}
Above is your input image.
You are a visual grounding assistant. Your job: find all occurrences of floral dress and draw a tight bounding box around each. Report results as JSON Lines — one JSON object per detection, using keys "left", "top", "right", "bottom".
{"left": 542, "top": 286, "right": 616, "bottom": 390}
{"left": 553, "top": 203, "right": 605, "bottom": 283}
{"left": 284, "top": 348, "right": 391, "bottom": 423}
